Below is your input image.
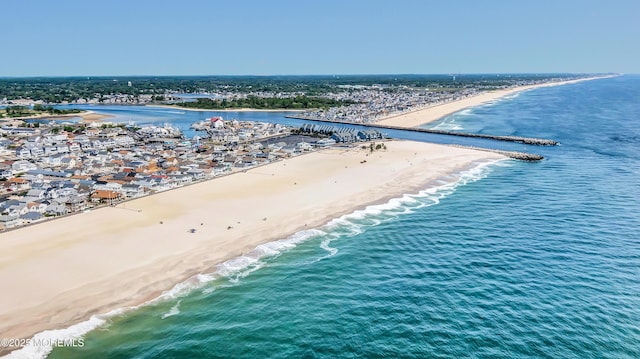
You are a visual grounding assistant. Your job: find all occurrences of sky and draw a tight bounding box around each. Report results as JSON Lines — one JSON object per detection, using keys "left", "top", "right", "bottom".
{"left": 1, "top": 0, "right": 638, "bottom": 76}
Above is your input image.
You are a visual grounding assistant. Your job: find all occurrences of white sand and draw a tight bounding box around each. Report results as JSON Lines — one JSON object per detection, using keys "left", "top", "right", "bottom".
{"left": 0, "top": 141, "right": 503, "bottom": 350}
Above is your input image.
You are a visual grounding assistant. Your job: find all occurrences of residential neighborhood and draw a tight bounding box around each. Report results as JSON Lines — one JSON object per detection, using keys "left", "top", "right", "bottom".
{"left": 0, "top": 117, "right": 385, "bottom": 231}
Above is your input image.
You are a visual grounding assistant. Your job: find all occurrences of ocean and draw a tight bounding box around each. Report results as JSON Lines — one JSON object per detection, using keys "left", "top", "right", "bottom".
{"left": 21, "top": 76, "right": 640, "bottom": 358}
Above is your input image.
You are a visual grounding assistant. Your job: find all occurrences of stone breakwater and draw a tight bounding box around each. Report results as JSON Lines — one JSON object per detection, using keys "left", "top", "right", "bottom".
{"left": 407, "top": 127, "right": 559, "bottom": 146}
{"left": 285, "top": 116, "right": 559, "bottom": 146}
{"left": 448, "top": 145, "right": 544, "bottom": 161}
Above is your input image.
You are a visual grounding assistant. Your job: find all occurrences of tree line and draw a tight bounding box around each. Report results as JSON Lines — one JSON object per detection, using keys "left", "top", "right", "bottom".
{"left": 175, "top": 95, "right": 352, "bottom": 110}
{"left": 0, "top": 74, "right": 593, "bottom": 103}
{"left": 2, "top": 105, "right": 81, "bottom": 117}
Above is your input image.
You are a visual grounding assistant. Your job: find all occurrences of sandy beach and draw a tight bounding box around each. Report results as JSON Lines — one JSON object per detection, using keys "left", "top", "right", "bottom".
{"left": 0, "top": 110, "right": 112, "bottom": 123}
{"left": 0, "top": 141, "right": 503, "bottom": 354}
{"left": 77, "top": 110, "right": 112, "bottom": 123}
{"left": 376, "top": 76, "right": 612, "bottom": 128}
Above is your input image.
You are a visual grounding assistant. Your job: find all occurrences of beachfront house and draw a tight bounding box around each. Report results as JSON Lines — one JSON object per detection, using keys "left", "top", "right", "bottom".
{"left": 63, "top": 195, "right": 89, "bottom": 212}
{"left": 0, "top": 214, "right": 20, "bottom": 229}
{"left": 45, "top": 201, "right": 68, "bottom": 216}
{"left": 91, "top": 190, "right": 123, "bottom": 204}
{"left": 121, "top": 184, "right": 145, "bottom": 199}
{"left": 185, "top": 168, "right": 206, "bottom": 180}
{"left": 20, "top": 211, "right": 43, "bottom": 224}
{"left": 168, "top": 174, "right": 193, "bottom": 186}
{"left": 213, "top": 163, "right": 231, "bottom": 176}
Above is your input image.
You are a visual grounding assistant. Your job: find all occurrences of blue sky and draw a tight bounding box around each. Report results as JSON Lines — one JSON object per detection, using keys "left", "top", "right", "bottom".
{"left": 2, "top": 0, "right": 638, "bottom": 76}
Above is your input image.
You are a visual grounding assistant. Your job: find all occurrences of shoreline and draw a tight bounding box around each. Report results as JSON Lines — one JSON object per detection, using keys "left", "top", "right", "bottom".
{"left": 0, "top": 141, "right": 504, "bottom": 356}
{"left": 146, "top": 104, "right": 306, "bottom": 113}
{"left": 375, "top": 75, "right": 616, "bottom": 128}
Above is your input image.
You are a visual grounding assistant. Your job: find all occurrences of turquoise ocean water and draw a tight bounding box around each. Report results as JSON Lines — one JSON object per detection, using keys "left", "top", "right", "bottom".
{"left": 16, "top": 76, "right": 640, "bottom": 358}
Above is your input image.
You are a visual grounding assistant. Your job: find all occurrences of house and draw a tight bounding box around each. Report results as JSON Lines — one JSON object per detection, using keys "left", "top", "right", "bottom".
{"left": 68, "top": 143, "right": 82, "bottom": 152}
{"left": 12, "top": 160, "right": 37, "bottom": 173}
{"left": 30, "top": 147, "right": 44, "bottom": 158}
{"left": 3, "top": 202, "right": 28, "bottom": 217}
{"left": 6, "top": 177, "right": 30, "bottom": 190}
{"left": 315, "top": 138, "right": 336, "bottom": 147}
{"left": 121, "top": 184, "right": 145, "bottom": 199}
{"left": 213, "top": 163, "right": 231, "bottom": 176}
{"left": 43, "top": 154, "right": 65, "bottom": 167}
{"left": 45, "top": 202, "right": 67, "bottom": 216}
{"left": 297, "top": 142, "right": 313, "bottom": 151}
{"left": 0, "top": 168, "right": 12, "bottom": 178}
{"left": 0, "top": 215, "right": 20, "bottom": 229}
{"left": 63, "top": 195, "right": 89, "bottom": 212}
{"left": 16, "top": 147, "right": 32, "bottom": 159}
{"left": 91, "top": 190, "right": 123, "bottom": 204}
{"left": 26, "top": 169, "right": 72, "bottom": 180}
{"left": 331, "top": 131, "right": 358, "bottom": 143}
{"left": 60, "top": 157, "right": 77, "bottom": 169}
{"left": 169, "top": 174, "right": 193, "bottom": 186}
{"left": 27, "top": 202, "right": 47, "bottom": 213}
{"left": 56, "top": 145, "right": 70, "bottom": 154}
{"left": 186, "top": 168, "right": 206, "bottom": 180}
{"left": 357, "top": 130, "right": 384, "bottom": 141}
{"left": 210, "top": 117, "right": 225, "bottom": 129}
{"left": 43, "top": 146, "right": 58, "bottom": 156}
{"left": 20, "top": 211, "right": 43, "bottom": 224}
{"left": 22, "top": 189, "right": 47, "bottom": 202}
{"left": 239, "top": 156, "right": 257, "bottom": 167}
{"left": 93, "top": 181, "right": 123, "bottom": 193}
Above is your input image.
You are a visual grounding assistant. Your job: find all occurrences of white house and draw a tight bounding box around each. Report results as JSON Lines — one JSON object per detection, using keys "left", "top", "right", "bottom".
{"left": 12, "top": 160, "right": 37, "bottom": 173}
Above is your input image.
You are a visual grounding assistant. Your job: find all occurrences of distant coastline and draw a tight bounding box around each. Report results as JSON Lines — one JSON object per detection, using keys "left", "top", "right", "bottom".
{"left": 375, "top": 75, "right": 617, "bottom": 128}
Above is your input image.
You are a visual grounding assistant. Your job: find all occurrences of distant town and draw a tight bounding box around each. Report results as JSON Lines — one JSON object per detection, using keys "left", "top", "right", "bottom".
{"left": 0, "top": 74, "right": 597, "bottom": 124}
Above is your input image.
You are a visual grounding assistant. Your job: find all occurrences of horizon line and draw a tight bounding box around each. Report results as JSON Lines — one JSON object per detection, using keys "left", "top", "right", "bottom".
{"left": 0, "top": 72, "right": 623, "bottom": 79}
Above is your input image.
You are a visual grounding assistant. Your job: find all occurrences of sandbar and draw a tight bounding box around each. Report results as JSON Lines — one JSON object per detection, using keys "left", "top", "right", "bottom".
{"left": 0, "top": 111, "right": 111, "bottom": 123}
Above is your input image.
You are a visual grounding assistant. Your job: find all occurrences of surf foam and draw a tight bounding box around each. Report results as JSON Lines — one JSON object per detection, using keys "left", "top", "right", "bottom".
{"left": 4, "top": 159, "right": 503, "bottom": 359}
